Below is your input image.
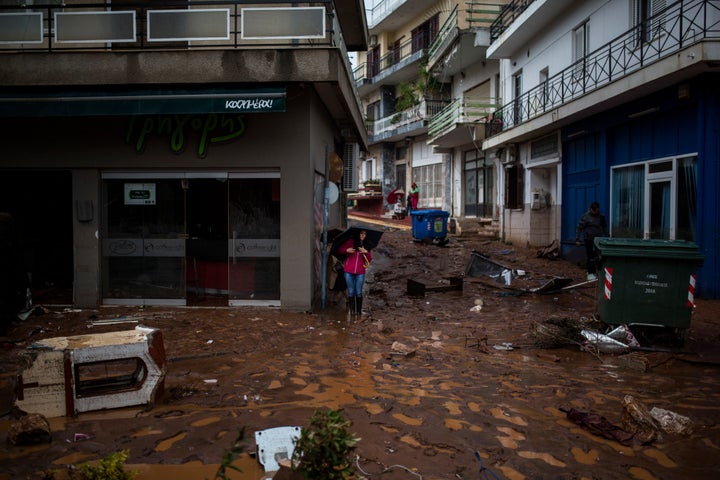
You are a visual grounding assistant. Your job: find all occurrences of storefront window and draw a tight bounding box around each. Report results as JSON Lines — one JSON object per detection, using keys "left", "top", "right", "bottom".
{"left": 610, "top": 155, "right": 697, "bottom": 240}
{"left": 102, "top": 178, "right": 185, "bottom": 303}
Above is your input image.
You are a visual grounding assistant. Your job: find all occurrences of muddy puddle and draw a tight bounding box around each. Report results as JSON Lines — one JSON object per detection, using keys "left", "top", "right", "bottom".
{"left": 2, "top": 228, "right": 720, "bottom": 479}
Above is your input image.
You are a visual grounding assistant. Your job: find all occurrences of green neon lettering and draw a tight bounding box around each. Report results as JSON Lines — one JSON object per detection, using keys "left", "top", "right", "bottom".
{"left": 126, "top": 113, "right": 246, "bottom": 157}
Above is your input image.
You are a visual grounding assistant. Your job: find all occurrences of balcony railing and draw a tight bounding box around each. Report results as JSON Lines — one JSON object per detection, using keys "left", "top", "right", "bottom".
{"left": 428, "top": 96, "right": 501, "bottom": 139}
{"left": 0, "top": 0, "right": 339, "bottom": 52}
{"left": 367, "top": 0, "right": 407, "bottom": 29}
{"left": 354, "top": 31, "right": 432, "bottom": 85}
{"left": 489, "top": 0, "right": 536, "bottom": 43}
{"left": 427, "top": 3, "right": 503, "bottom": 63}
{"left": 489, "top": 0, "right": 720, "bottom": 136}
{"left": 467, "top": 2, "right": 507, "bottom": 29}
{"left": 368, "top": 98, "right": 449, "bottom": 141}
{"left": 427, "top": 4, "right": 460, "bottom": 62}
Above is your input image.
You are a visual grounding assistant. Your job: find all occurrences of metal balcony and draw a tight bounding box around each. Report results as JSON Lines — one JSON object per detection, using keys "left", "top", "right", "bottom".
{"left": 0, "top": 0, "right": 346, "bottom": 52}
{"left": 368, "top": 98, "right": 449, "bottom": 144}
{"left": 489, "top": 0, "right": 536, "bottom": 43}
{"left": 428, "top": 96, "right": 500, "bottom": 146}
{"left": 488, "top": 0, "right": 720, "bottom": 137}
{"left": 426, "top": 2, "right": 503, "bottom": 76}
{"left": 354, "top": 32, "right": 432, "bottom": 95}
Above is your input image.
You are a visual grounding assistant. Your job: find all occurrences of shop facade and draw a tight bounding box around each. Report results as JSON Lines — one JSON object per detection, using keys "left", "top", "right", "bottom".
{"left": 0, "top": 1, "right": 369, "bottom": 312}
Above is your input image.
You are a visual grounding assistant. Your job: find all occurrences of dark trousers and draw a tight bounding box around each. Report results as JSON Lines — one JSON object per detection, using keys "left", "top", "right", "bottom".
{"left": 584, "top": 238, "right": 597, "bottom": 274}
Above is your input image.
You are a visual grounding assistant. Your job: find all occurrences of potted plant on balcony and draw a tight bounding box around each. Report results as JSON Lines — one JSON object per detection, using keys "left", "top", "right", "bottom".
{"left": 392, "top": 81, "right": 419, "bottom": 124}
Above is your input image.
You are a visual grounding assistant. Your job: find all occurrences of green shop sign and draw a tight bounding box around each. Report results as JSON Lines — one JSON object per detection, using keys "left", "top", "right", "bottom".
{"left": 0, "top": 87, "right": 286, "bottom": 116}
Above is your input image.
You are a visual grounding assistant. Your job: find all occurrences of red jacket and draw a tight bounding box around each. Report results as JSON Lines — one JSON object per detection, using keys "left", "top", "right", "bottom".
{"left": 339, "top": 238, "right": 372, "bottom": 274}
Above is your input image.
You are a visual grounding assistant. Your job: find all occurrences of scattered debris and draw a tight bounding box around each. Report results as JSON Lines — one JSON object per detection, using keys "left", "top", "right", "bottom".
{"left": 255, "top": 426, "right": 302, "bottom": 474}
{"left": 528, "top": 277, "right": 573, "bottom": 293}
{"left": 15, "top": 326, "right": 166, "bottom": 417}
{"left": 560, "top": 407, "right": 635, "bottom": 446}
{"left": 406, "top": 276, "right": 463, "bottom": 296}
{"left": 581, "top": 329, "right": 631, "bottom": 354}
{"left": 69, "top": 432, "right": 94, "bottom": 442}
{"left": 537, "top": 239, "right": 560, "bottom": 259}
{"left": 530, "top": 317, "right": 590, "bottom": 348}
{"left": 650, "top": 407, "right": 693, "bottom": 435}
{"left": 7, "top": 413, "right": 51, "bottom": 446}
{"left": 622, "top": 395, "right": 661, "bottom": 444}
{"left": 390, "top": 341, "right": 416, "bottom": 357}
{"left": 493, "top": 342, "right": 514, "bottom": 351}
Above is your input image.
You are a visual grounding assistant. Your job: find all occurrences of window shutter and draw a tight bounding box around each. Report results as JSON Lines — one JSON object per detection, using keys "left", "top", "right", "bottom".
{"left": 342, "top": 143, "right": 359, "bottom": 192}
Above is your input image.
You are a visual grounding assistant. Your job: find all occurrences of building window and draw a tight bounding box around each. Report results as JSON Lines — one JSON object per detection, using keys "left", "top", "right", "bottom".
{"left": 512, "top": 71, "right": 522, "bottom": 125}
{"left": 632, "top": 0, "right": 668, "bottom": 45}
{"left": 610, "top": 155, "right": 697, "bottom": 240}
{"left": 572, "top": 22, "right": 589, "bottom": 86}
{"left": 539, "top": 68, "right": 549, "bottom": 109}
{"left": 505, "top": 162, "right": 523, "bottom": 210}
{"left": 412, "top": 163, "right": 442, "bottom": 208}
{"left": 411, "top": 13, "right": 439, "bottom": 53}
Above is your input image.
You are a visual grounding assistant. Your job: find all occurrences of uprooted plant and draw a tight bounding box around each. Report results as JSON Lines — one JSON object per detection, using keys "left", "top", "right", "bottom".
{"left": 291, "top": 408, "right": 361, "bottom": 480}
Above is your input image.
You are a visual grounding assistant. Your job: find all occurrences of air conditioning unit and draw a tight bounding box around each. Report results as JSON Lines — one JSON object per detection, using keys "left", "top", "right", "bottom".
{"left": 342, "top": 143, "right": 359, "bottom": 192}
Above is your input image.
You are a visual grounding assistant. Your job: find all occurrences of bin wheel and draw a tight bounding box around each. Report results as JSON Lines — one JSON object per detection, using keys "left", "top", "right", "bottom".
{"left": 432, "top": 237, "right": 449, "bottom": 246}
{"left": 633, "top": 326, "right": 686, "bottom": 347}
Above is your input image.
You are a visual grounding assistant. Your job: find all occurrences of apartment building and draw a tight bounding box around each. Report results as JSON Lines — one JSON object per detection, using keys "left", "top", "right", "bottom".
{"left": 355, "top": 1, "right": 506, "bottom": 229}
{"left": 0, "top": 0, "right": 368, "bottom": 311}
{"left": 484, "top": 0, "right": 720, "bottom": 298}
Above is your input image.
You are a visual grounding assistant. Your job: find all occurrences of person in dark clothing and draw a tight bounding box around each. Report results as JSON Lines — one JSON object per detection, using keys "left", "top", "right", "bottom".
{"left": 575, "top": 202, "right": 608, "bottom": 280}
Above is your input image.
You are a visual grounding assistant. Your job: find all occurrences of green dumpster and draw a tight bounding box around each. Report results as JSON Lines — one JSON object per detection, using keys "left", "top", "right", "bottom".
{"left": 594, "top": 238, "right": 704, "bottom": 329}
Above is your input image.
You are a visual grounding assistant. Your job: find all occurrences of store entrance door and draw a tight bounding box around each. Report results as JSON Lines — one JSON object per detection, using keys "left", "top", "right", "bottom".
{"left": 186, "top": 176, "right": 229, "bottom": 307}
{"left": 228, "top": 174, "right": 281, "bottom": 306}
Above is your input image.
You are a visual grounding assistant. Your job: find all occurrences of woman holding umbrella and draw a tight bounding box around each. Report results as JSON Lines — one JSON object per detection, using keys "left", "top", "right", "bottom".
{"left": 338, "top": 229, "right": 373, "bottom": 317}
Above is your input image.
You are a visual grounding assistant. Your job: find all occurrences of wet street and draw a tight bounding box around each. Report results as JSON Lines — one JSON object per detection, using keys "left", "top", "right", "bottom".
{"left": 1, "top": 224, "right": 719, "bottom": 479}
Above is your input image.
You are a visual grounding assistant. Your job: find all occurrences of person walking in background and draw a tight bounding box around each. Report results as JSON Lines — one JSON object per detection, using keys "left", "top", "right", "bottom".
{"left": 339, "top": 229, "right": 373, "bottom": 318}
{"left": 575, "top": 201, "right": 608, "bottom": 281}
{"left": 408, "top": 182, "right": 419, "bottom": 212}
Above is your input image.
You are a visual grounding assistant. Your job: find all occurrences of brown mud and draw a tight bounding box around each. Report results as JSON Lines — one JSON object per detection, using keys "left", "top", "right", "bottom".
{"left": 1, "top": 222, "right": 719, "bottom": 479}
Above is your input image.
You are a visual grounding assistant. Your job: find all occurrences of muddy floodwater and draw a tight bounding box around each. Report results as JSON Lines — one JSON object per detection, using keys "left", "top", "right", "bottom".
{"left": 2, "top": 223, "right": 719, "bottom": 479}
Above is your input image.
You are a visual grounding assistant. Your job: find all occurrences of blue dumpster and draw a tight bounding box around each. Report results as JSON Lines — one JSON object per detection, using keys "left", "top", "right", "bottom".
{"left": 410, "top": 210, "right": 449, "bottom": 244}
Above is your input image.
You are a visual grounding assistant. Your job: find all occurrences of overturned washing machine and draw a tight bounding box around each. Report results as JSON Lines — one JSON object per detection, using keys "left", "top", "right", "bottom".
{"left": 15, "top": 326, "right": 166, "bottom": 417}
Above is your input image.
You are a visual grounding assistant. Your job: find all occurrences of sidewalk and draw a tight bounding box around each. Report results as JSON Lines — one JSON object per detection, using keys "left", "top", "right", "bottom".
{"left": 347, "top": 209, "right": 412, "bottom": 230}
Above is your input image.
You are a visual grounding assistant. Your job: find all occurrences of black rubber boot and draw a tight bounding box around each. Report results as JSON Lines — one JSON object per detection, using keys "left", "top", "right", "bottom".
{"left": 348, "top": 296, "right": 356, "bottom": 316}
{"left": 356, "top": 296, "right": 363, "bottom": 316}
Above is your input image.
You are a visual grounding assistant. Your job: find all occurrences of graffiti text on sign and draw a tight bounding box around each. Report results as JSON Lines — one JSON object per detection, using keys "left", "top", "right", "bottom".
{"left": 126, "top": 114, "right": 246, "bottom": 157}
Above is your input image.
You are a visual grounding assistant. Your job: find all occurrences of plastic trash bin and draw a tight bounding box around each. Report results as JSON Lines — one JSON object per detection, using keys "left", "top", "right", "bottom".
{"left": 410, "top": 210, "right": 449, "bottom": 244}
{"left": 594, "top": 238, "right": 704, "bottom": 330}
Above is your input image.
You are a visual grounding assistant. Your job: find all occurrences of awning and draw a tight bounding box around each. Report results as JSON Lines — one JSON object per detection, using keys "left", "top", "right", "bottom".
{"left": 0, "top": 87, "right": 286, "bottom": 117}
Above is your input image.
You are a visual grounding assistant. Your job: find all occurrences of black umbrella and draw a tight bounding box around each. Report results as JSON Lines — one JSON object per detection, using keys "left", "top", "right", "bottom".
{"left": 330, "top": 226, "right": 383, "bottom": 260}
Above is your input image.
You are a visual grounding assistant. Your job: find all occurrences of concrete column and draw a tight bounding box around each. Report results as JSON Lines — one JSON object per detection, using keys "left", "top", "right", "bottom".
{"left": 72, "top": 170, "right": 100, "bottom": 307}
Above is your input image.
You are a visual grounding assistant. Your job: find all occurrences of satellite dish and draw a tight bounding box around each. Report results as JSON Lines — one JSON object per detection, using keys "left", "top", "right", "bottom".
{"left": 315, "top": 181, "right": 340, "bottom": 205}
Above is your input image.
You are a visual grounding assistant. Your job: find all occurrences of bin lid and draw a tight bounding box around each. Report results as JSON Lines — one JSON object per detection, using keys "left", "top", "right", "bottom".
{"left": 594, "top": 238, "right": 705, "bottom": 262}
{"left": 410, "top": 209, "right": 449, "bottom": 217}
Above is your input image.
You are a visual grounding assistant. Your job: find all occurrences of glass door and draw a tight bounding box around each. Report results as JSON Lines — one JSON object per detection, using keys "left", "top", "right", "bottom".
{"left": 102, "top": 174, "right": 186, "bottom": 305}
{"left": 228, "top": 173, "right": 281, "bottom": 306}
{"left": 186, "top": 174, "right": 229, "bottom": 306}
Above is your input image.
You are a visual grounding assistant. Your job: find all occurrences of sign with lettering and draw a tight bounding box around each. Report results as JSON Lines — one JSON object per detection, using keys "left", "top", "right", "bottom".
{"left": 125, "top": 113, "right": 247, "bottom": 157}
{"left": 124, "top": 183, "right": 156, "bottom": 205}
{"left": 0, "top": 88, "right": 286, "bottom": 117}
{"left": 229, "top": 238, "right": 280, "bottom": 258}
